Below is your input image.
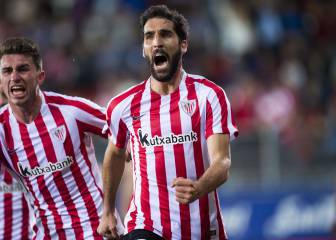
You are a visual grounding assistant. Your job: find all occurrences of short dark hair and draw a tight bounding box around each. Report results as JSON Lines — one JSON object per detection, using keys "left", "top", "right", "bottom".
{"left": 140, "top": 5, "right": 189, "bottom": 41}
{"left": 0, "top": 37, "right": 42, "bottom": 70}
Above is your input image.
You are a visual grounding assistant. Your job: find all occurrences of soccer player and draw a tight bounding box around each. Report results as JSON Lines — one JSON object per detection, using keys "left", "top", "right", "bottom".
{"left": 0, "top": 165, "right": 33, "bottom": 239}
{"left": 0, "top": 37, "right": 123, "bottom": 239}
{"left": 98, "top": 4, "right": 238, "bottom": 240}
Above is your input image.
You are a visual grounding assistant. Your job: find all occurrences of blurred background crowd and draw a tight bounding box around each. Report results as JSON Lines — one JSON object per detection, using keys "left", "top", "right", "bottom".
{"left": 0, "top": 0, "right": 335, "bottom": 238}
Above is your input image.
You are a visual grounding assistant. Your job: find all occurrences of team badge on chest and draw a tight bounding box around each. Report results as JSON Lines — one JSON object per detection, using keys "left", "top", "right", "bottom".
{"left": 51, "top": 125, "right": 66, "bottom": 143}
{"left": 179, "top": 100, "right": 196, "bottom": 116}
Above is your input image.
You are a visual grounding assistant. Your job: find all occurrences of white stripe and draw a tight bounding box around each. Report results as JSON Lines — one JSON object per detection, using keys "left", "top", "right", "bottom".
{"left": 42, "top": 108, "right": 79, "bottom": 234}
{"left": 11, "top": 195, "right": 24, "bottom": 240}
{"left": 109, "top": 94, "right": 133, "bottom": 145}
{"left": 222, "top": 89, "right": 238, "bottom": 139}
{"left": 160, "top": 94, "right": 181, "bottom": 235}
{"left": 28, "top": 121, "right": 71, "bottom": 235}
{"left": 62, "top": 112, "right": 96, "bottom": 229}
{"left": 9, "top": 117, "right": 54, "bottom": 236}
{"left": 180, "top": 79, "right": 201, "bottom": 238}
{"left": 0, "top": 194, "right": 4, "bottom": 238}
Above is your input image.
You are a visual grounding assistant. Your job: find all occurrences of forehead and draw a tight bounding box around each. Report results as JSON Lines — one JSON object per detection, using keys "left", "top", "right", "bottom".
{"left": 0, "top": 54, "right": 34, "bottom": 67}
{"left": 144, "top": 18, "right": 175, "bottom": 33}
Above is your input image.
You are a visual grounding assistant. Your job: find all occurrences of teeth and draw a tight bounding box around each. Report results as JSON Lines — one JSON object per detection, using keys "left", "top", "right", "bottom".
{"left": 11, "top": 86, "right": 25, "bottom": 91}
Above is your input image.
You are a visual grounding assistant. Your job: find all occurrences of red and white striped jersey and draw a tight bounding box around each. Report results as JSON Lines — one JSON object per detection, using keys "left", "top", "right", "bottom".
{"left": 105, "top": 71, "right": 238, "bottom": 240}
{"left": 0, "top": 166, "right": 33, "bottom": 239}
{"left": 0, "top": 91, "right": 111, "bottom": 239}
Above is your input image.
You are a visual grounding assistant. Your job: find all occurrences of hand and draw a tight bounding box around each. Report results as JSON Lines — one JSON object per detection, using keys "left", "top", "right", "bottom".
{"left": 97, "top": 212, "right": 121, "bottom": 239}
{"left": 172, "top": 177, "right": 201, "bottom": 204}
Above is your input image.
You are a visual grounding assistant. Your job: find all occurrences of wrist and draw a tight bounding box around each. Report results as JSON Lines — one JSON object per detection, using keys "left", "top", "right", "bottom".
{"left": 194, "top": 180, "right": 204, "bottom": 199}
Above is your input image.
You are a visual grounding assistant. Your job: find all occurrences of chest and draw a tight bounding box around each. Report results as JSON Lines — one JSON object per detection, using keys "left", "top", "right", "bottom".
{"left": 126, "top": 94, "right": 206, "bottom": 141}
{"left": 4, "top": 113, "right": 79, "bottom": 169}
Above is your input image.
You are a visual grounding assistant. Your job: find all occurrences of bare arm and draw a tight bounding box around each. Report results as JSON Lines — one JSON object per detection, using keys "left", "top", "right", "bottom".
{"left": 97, "top": 140, "right": 126, "bottom": 239}
{"left": 172, "top": 134, "right": 231, "bottom": 204}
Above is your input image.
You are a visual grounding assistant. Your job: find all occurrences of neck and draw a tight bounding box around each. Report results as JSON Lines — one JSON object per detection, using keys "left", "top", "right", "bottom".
{"left": 150, "top": 67, "right": 183, "bottom": 95}
{"left": 10, "top": 95, "right": 42, "bottom": 124}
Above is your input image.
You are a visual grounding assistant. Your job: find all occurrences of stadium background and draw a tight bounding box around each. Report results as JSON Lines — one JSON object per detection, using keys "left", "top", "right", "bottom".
{"left": 0, "top": 0, "right": 334, "bottom": 239}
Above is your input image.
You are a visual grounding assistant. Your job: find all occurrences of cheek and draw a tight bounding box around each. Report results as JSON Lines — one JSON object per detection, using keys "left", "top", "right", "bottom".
{"left": 143, "top": 47, "right": 151, "bottom": 57}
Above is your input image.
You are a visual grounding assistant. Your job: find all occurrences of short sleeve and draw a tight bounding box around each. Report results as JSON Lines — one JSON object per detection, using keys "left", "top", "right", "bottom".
{"left": 205, "top": 85, "right": 238, "bottom": 140}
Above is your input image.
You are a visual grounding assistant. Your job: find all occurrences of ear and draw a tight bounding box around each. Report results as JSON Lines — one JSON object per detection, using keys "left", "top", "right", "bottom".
{"left": 37, "top": 70, "right": 46, "bottom": 86}
{"left": 181, "top": 40, "right": 188, "bottom": 55}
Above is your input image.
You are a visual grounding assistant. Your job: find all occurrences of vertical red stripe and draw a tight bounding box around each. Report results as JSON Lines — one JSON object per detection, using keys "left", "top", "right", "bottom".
{"left": 76, "top": 121, "right": 104, "bottom": 203}
{"left": 106, "top": 83, "right": 146, "bottom": 136}
{"left": 21, "top": 193, "right": 30, "bottom": 239}
{"left": 116, "top": 120, "right": 128, "bottom": 148}
{"left": 149, "top": 92, "right": 171, "bottom": 239}
{"left": 77, "top": 122, "right": 103, "bottom": 239}
{"left": 128, "top": 89, "right": 154, "bottom": 232}
{"left": 2, "top": 110, "right": 51, "bottom": 239}
{"left": 4, "top": 193, "right": 12, "bottom": 239}
{"left": 186, "top": 77, "right": 210, "bottom": 239}
{"left": 170, "top": 90, "right": 191, "bottom": 239}
{"left": 214, "top": 190, "right": 227, "bottom": 240}
{"left": 4, "top": 170, "right": 13, "bottom": 239}
{"left": 194, "top": 79, "right": 236, "bottom": 135}
{"left": 19, "top": 122, "right": 66, "bottom": 239}
{"left": 127, "top": 138, "right": 138, "bottom": 231}
{"left": 205, "top": 100, "right": 214, "bottom": 139}
{"left": 49, "top": 106, "right": 103, "bottom": 240}
{"left": 34, "top": 112, "right": 84, "bottom": 238}
{"left": 76, "top": 121, "right": 104, "bottom": 200}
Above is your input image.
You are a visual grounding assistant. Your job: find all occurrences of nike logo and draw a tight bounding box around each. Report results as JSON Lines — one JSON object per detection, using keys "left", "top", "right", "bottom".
{"left": 7, "top": 147, "right": 19, "bottom": 155}
{"left": 131, "top": 114, "right": 145, "bottom": 121}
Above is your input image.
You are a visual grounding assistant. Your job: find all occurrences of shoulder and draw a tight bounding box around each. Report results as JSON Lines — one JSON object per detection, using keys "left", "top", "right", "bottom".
{"left": 43, "top": 91, "right": 103, "bottom": 109}
{"left": 44, "top": 91, "right": 93, "bottom": 105}
{"left": 185, "top": 73, "right": 224, "bottom": 95}
{"left": 106, "top": 80, "right": 147, "bottom": 114}
{"left": 0, "top": 104, "right": 9, "bottom": 123}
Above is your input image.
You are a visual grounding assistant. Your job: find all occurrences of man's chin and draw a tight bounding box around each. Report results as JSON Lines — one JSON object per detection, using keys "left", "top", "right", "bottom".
{"left": 153, "top": 73, "right": 171, "bottom": 82}
{"left": 151, "top": 68, "right": 171, "bottom": 82}
{"left": 9, "top": 98, "right": 27, "bottom": 107}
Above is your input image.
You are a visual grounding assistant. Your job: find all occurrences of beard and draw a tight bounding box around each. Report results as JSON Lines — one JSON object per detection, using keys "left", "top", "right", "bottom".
{"left": 148, "top": 49, "right": 182, "bottom": 83}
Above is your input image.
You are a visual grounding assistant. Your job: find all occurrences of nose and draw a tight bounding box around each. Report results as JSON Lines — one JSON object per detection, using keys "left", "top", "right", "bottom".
{"left": 153, "top": 33, "right": 163, "bottom": 49}
{"left": 10, "top": 70, "right": 20, "bottom": 82}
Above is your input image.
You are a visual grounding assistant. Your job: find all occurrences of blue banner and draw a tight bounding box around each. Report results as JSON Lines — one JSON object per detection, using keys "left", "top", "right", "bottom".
{"left": 219, "top": 187, "right": 335, "bottom": 240}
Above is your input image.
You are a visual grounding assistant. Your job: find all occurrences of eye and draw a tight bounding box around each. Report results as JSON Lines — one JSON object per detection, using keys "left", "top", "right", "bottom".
{"left": 160, "top": 30, "right": 173, "bottom": 38}
{"left": 144, "top": 32, "right": 154, "bottom": 40}
{"left": 1, "top": 67, "right": 12, "bottom": 75}
{"left": 17, "top": 65, "right": 30, "bottom": 72}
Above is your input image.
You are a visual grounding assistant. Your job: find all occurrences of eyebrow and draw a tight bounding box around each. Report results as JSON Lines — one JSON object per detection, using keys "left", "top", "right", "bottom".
{"left": 144, "top": 28, "right": 174, "bottom": 35}
{"left": 1, "top": 63, "right": 31, "bottom": 71}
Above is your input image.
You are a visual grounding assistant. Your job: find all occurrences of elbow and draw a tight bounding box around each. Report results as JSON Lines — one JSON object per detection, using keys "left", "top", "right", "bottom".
{"left": 223, "top": 169, "right": 230, "bottom": 183}
{"left": 221, "top": 159, "right": 231, "bottom": 183}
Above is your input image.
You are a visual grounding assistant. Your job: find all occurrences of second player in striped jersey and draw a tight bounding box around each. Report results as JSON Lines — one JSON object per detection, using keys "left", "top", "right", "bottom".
{"left": 0, "top": 37, "right": 123, "bottom": 239}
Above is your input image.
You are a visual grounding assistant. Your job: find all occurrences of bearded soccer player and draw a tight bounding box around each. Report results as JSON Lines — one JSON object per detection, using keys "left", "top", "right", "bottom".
{"left": 98, "top": 5, "right": 238, "bottom": 240}
{"left": 0, "top": 37, "right": 123, "bottom": 239}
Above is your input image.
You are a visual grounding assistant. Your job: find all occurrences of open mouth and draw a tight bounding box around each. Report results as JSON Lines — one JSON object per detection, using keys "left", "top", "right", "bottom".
{"left": 154, "top": 55, "right": 168, "bottom": 66}
{"left": 153, "top": 51, "right": 169, "bottom": 69}
{"left": 10, "top": 85, "right": 26, "bottom": 97}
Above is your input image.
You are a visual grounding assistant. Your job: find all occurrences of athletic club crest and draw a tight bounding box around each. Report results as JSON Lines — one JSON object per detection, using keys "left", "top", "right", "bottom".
{"left": 51, "top": 125, "right": 66, "bottom": 143}
{"left": 180, "top": 100, "right": 196, "bottom": 116}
